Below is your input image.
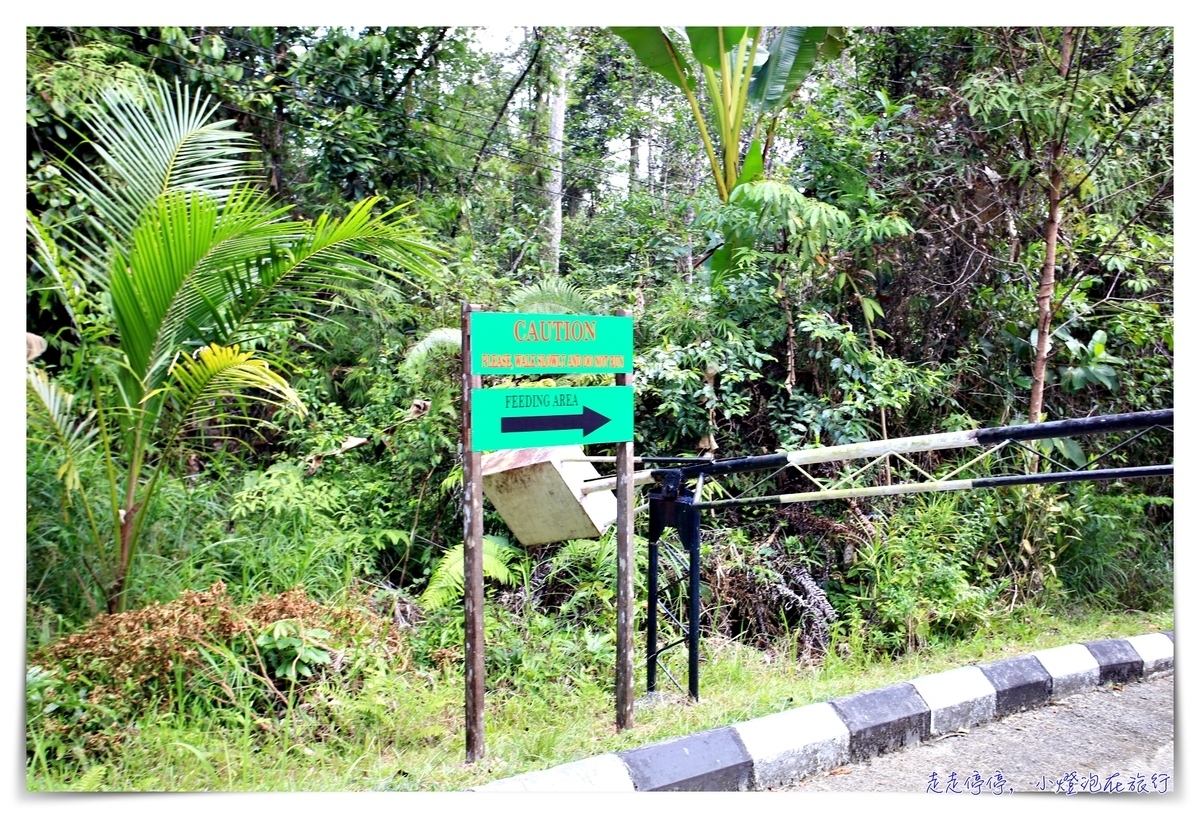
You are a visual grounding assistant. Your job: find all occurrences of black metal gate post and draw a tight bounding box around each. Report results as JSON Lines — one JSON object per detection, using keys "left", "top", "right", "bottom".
{"left": 645, "top": 494, "right": 666, "bottom": 694}
{"left": 683, "top": 496, "right": 701, "bottom": 700}
{"left": 644, "top": 481, "right": 702, "bottom": 701}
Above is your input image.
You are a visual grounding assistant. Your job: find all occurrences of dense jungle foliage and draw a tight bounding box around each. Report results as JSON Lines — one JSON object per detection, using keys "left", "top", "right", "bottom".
{"left": 25, "top": 26, "right": 1172, "bottom": 787}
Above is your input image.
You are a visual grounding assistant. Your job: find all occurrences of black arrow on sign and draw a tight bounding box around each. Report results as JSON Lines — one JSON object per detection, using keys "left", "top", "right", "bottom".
{"left": 501, "top": 406, "right": 612, "bottom": 437}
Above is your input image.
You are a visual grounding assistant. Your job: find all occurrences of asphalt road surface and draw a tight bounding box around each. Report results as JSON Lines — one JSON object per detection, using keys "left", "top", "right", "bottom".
{"left": 786, "top": 673, "right": 1174, "bottom": 794}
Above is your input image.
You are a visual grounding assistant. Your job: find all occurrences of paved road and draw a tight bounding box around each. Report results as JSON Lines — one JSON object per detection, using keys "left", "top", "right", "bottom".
{"left": 786, "top": 673, "right": 1174, "bottom": 794}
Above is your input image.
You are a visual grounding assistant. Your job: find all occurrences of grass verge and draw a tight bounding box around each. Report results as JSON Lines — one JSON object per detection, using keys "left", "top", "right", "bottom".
{"left": 25, "top": 604, "right": 1171, "bottom": 792}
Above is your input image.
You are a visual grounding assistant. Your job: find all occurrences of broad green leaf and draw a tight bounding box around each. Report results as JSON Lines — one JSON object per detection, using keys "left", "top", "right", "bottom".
{"left": 709, "top": 244, "right": 732, "bottom": 279}
{"left": 748, "top": 27, "right": 820, "bottom": 110}
{"left": 684, "top": 27, "right": 749, "bottom": 70}
{"left": 781, "top": 27, "right": 837, "bottom": 96}
{"left": 733, "top": 139, "right": 764, "bottom": 189}
{"left": 819, "top": 26, "right": 848, "bottom": 59}
{"left": 1091, "top": 365, "right": 1119, "bottom": 390}
{"left": 1052, "top": 437, "right": 1088, "bottom": 467}
{"left": 612, "top": 27, "right": 696, "bottom": 91}
{"left": 749, "top": 27, "right": 841, "bottom": 114}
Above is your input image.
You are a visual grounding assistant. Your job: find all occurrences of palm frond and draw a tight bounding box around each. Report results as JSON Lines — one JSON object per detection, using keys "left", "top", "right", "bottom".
{"left": 26, "top": 367, "right": 99, "bottom": 494}
{"left": 156, "top": 343, "right": 305, "bottom": 449}
{"left": 420, "top": 535, "right": 519, "bottom": 610}
{"left": 62, "top": 75, "right": 258, "bottom": 267}
{"left": 109, "top": 187, "right": 297, "bottom": 389}
{"left": 27, "top": 215, "right": 78, "bottom": 331}
{"left": 154, "top": 196, "right": 444, "bottom": 377}
{"left": 270, "top": 197, "right": 446, "bottom": 292}
{"left": 508, "top": 278, "right": 593, "bottom": 314}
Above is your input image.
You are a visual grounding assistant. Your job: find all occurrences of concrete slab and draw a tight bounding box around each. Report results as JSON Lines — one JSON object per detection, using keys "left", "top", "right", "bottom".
{"left": 829, "top": 682, "right": 930, "bottom": 762}
{"left": 617, "top": 726, "right": 753, "bottom": 791}
{"left": 978, "top": 655, "right": 1052, "bottom": 717}
{"left": 909, "top": 665, "right": 997, "bottom": 735}
{"left": 472, "top": 754, "right": 635, "bottom": 792}
{"left": 1033, "top": 643, "right": 1101, "bottom": 701}
{"left": 733, "top": 702, "right": 850, "bottom": 790}
{"left": 1083, "top": 638, "right": 1144, "bottom": 685}
{"left": 1124, "top": 633, "right": 1174, "bottom": 677}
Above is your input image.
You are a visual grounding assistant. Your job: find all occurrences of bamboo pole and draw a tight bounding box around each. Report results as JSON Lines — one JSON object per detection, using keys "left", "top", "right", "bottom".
{"left": 694, "top": 465, "right": 1173, "bottom": 511}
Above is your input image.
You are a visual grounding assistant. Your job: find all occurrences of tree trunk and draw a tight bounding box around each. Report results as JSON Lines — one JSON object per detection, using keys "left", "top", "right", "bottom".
{"left": 681, "top": 168, "right": 699, "bottom": 284}
{"left": 465, "top": 39, "right": 541, "bottom": 190}
{"left": 1027, "top": 27, "right": 1075, "bottom": 425}
{"left": 543, "top": 30, "right": 568, "bottom": 275}
{"left": 269, "top": 31, "right": 290, "bottom": 198}
{"left": 1028, "top": 164, "right": 1063, "bottom": 425}
{"left": 629, "top": 126, "right": 640, "bottom": 192}
{"left": 645, "top": 94, "right": 655, "bottom": 197}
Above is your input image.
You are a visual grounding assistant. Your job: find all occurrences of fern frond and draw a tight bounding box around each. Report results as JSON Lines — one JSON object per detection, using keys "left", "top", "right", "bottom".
{"left": 420, "top": 534, "right": 519, "bottom": 610}
{"left": 549, "top": 537, "right": 616, "bottom": 585}
{"left": 508, "top": 278, "right": 592, "bottom": 314}
{"left": 440, "top": 463, "right": 464, "bottom": 495}
{"left": 403, "top": 327, "right": 461, "bottom": 369}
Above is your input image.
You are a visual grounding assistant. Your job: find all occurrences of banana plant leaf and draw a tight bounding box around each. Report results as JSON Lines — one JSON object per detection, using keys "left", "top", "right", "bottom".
{"left": 684, "top": 27, "right": 751, "bottom": 69}
{"left": 734, "top": 139, "right": 764, "bottom": 188}
{"left": 748, "top": 27, "right": 832, "bottom": 112}
{"left": 611, "top": 27, "right": 697, "bottom": 91}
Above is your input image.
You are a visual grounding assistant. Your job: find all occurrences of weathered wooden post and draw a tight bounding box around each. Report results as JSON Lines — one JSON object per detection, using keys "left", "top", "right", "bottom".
{"left": 461, "top": 302, "right": 485, "bottom": 762}
{"left": 615, "top": 308, "right": 635, "bottom": 730}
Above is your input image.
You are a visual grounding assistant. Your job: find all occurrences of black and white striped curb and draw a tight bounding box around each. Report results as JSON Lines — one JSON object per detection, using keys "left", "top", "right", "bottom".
{"left": 472, "top": 631, "right": 1173, "bottom": 792}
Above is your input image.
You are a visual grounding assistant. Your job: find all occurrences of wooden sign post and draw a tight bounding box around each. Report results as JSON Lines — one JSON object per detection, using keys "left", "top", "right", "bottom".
{"left": 461, "top": 303, "right": 485, "bottom": 762}
{"left": 460, "top": 307, "right": 638, "bottom": 760}
{"left": 614, "top": 309, "right": 635, "bottom": 730}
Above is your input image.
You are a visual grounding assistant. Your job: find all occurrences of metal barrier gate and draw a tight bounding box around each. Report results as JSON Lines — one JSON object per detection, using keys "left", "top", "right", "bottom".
{"left": 637, "top": 409, "right": 1173, "bottom": 699}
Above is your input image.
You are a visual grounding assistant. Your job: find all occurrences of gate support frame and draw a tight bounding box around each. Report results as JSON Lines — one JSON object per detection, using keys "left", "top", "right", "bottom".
{"left": 645, "top": 487, "right": 702, "bottom": 700}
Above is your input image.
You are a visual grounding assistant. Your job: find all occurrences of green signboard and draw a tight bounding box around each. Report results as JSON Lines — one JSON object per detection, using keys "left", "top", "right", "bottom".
{"left": 470, "top": 312, "right": 633, "bottom": 375}
{"left": 470, "top": 386, "right": 634, "bottom": 451}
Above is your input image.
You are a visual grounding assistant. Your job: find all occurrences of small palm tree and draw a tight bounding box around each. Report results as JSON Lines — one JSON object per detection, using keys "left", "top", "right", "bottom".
{"left": 27, "top": 77, "right": 445, "bottom": 614}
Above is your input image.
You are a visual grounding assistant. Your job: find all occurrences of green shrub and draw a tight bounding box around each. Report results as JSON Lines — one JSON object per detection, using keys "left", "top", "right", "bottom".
{"left": 1057, "top": 484, "right": 1173, "bottom": 611}
{"left": 848, "top": 493, "right": 1000, "bottom": 653}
